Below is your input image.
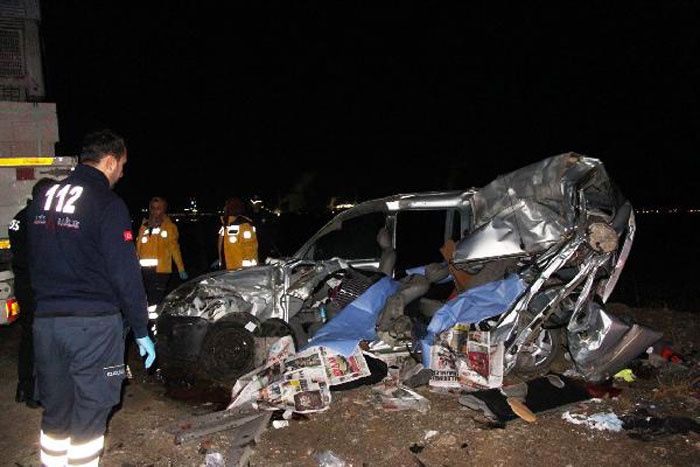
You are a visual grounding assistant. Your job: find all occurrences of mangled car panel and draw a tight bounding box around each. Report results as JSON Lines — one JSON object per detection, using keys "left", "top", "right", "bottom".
{"left": 156, "top": 152, "right": 657, "bottom": 391}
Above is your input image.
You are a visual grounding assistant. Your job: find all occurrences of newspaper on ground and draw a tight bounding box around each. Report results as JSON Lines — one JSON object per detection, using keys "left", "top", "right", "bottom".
{"left": 372, "top": 367, "right": 430, "bottom": 412}
{"left": 265, "top": 335, "right": 296, "bottom": 365}
{"left": 228, "top": 345, "right": 332, "bottom": 413}
{"left": 261, "top": 365, "right": 331, "bottom": 413}
{"left": 319, "top": 345, "right": 371, "bottom": 386}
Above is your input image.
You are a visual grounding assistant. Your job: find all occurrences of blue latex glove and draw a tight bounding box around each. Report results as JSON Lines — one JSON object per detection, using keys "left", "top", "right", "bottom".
{"left": 179, "top": 270, "right": 188, "bottom": 281}
{"left": 135, "top": 336, "right": 156, "bottom": 369}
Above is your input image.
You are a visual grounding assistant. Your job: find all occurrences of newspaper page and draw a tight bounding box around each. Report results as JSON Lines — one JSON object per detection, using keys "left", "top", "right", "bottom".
{"left": 428, "top": 344, "right": 461, "bottom": 389}
{"left": 229, "top": 342, "right": 321, "bottom": 410}
{"left": 228, "top": 359, "right": 285, "bottom": 410}
{"left": 320, "top": 346, "right": 371, "bottom": 386}
{"left": 283, "top": 346, "right": 324, "bottom": 372}
{"left": 428, "top": 323, "right": 471, "bottom": 389}
{"left": 458, "top": 330, "right": 504, "bottom": 388}
{"left": 444, "top": 323, "right": 470, "bottom": 353}
{"left": 261, "top": 366, "right": 331, "bottom": 413}
{"left": 265, "top": 335, "right": 296, "bottom": 366}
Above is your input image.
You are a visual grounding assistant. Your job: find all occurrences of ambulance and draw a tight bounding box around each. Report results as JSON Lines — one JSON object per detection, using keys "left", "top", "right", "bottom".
{"left": 0, "top": 102, "right": 76, "bottom": 325}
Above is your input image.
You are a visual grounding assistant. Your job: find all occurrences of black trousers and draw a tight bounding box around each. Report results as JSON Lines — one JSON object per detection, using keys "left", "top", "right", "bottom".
{"left": 33, "top": 314, "right": 125, "bottom": 442}
{"left": 142, "top": 268, "right": 170, "bottom": 306}
{"left": 15, "top": 285, "right": 35, "bottom": 397}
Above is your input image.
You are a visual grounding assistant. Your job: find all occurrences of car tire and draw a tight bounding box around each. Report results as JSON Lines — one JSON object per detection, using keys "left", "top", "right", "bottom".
{"left": 513, "top": 327, "right": 564, "bottom": 377}
{"left": 200, "top": 321, "right": 255, "bottom": 384}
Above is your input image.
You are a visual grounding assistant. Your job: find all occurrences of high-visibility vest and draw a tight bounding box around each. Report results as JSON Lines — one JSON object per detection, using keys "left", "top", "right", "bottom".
{"left": 219, "top": 215, "right": 258, "bottom": 270}
{"left": 136, "top": 216, "right": 185, "bottom": 274}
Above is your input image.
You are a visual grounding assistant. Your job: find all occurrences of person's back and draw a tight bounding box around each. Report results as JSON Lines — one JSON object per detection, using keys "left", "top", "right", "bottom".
{"left": 218, "top": 196, "right": 259, "bottom": 270}
{"left": 29, "top": 164, "right": 139, "bottom": 317}
{"left": 26, "top": 129, "right": 153, "bottom": 467}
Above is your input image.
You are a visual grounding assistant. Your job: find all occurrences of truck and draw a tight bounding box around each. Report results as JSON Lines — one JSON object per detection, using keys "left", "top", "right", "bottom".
{"left": 0, "top": 102, "right": 77, "bottom": 325}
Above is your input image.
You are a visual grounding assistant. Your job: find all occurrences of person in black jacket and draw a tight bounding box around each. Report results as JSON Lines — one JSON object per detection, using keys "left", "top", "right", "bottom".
{"left": 8, "top": 177, "right": 55, "bottom": 409}
{"left": 27, "top": 129, "right": 155, "bottom": 467}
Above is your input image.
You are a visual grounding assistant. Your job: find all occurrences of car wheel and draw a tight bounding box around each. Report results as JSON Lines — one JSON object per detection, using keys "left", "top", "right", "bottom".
{"left": 513, "top": 327, "right": 563, "bottom": 377}
{"left": 200, "top": 322, "right": 255, "bottom": 384}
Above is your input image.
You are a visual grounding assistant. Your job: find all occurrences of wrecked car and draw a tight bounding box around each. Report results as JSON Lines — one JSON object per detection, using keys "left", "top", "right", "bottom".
{"left": 155, "top": 153, "right": 658, "bottom": 387}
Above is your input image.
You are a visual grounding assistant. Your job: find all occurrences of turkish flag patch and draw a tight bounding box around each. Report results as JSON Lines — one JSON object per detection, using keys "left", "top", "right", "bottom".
{"left": 123, "top": 230, "right": 134, "bottom": 242}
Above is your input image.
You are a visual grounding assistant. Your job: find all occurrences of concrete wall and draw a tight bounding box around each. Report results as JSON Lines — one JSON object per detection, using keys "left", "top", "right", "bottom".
{"left": 0, "top": 101, "right": 58, "bottom": 157}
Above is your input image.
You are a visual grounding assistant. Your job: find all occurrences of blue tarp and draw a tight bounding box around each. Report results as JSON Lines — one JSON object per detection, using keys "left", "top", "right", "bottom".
{"left": 419, "top": 274, "right": 526, "bottom": 366}
{"left": 302, "top": 276, "right": 400, "bottom": 356}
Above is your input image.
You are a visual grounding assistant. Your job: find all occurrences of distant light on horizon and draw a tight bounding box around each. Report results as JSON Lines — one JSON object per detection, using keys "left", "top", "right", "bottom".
{"left": 636, "top": 208, "right": 699, "bottom": 215}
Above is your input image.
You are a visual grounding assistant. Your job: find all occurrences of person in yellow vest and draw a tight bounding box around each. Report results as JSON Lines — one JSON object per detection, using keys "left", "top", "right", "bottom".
{"left": 136, "top": 197, "right": 187, "bottom": 314}
{"left": 218, "top": 196, "right": 259, "bottom": 270}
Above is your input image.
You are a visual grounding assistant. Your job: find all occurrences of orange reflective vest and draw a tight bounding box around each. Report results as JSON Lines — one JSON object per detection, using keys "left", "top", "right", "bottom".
{"left": 136, "top": 216, "right": 185, "bottom": 274}
{"left": 218, "top": 215, "right": 258, "bottom": 270}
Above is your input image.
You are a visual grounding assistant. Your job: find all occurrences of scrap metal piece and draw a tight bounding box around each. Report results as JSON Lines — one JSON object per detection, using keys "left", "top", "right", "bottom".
{"left": 169, "top": 409, "right": 262, "bottom": 445}
{"left": 567, "top": 302, "right": 662, "bottom": 381}
{"left": 229, "top": 411, "right": 273, "bottom": 447}
{"left": 600, "top": 210, "right": 636, "bottom": 303}
{"left": 286, "top": 259, "right": 346, "bottom": 300}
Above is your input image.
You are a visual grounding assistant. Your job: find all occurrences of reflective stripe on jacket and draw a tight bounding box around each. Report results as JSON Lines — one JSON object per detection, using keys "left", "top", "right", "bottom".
{"left": 218, "top": 215, "right": 258, "bottom": 270}
{"left": 136, "top": 216, "right": 184, "bottom": 274}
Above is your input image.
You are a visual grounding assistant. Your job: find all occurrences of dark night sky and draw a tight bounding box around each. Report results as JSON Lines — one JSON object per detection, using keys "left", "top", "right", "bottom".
{"left": 38, "top": 2, "right": 700, "bottom": 212}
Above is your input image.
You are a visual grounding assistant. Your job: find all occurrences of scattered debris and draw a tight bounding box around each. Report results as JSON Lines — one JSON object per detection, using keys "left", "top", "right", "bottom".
{"left": 621, "top": 409, "right": 700, "bottom": 441}
{"left": 562, "top": 411, "right": 624, "bottom": 432}
{"left": 545, "top": 374, "right": 565, "bottom": 389}
{"left": 204, "top": 452, "right": 224, "bottom": 467}
{"left": 272, "top": 420, "right": 289, "bottom": 429}
{"left": 409, "top": 443, "right": 425, "bottom": 454}
{"left": 613, "top": 368, "right": 636, "bottom": 382}
{"left": 613, "top": 368, "right": 637, "bottom": 383}
{"left": 459, "top": 376, "right": 590, "bottom": 423}
{"left": 372, "top": 367, "right": 430, "bottom": 412}
{"left": 506, "top": 397, "right": 537, "bottom": 423}
{"left": 168, "top": 408, "right": 264, "bottom": 445}
{"left": 313, "top": 450, "right": 348, "bottom": 467}
{"left": 424, "top": 430, "right": 439, "bottom": 441}
{"left": 585, "top": 380, "right": 622, "bottom": 399}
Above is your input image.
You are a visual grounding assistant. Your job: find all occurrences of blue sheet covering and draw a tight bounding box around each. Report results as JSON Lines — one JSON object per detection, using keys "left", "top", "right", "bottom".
{"left": 419, "top": 274, "right": 525, "bottom": 366}
{"left": 302, "top": 276, "right": 400, "bottom": 356}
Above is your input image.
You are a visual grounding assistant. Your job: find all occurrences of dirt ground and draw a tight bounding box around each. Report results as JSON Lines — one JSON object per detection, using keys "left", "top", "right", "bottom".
{"left": 1, "top": 304, "right": 699, "bottom": 467}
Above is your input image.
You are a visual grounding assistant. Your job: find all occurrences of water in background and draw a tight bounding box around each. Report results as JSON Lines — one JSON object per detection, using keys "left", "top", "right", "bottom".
{"left": 610, "top": 213, "right": 700, "bottom": 311}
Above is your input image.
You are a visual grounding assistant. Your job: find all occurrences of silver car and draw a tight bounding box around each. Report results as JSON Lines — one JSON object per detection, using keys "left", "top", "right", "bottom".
{"left": 156, "top": 153, "right": 655, "bottom": 385}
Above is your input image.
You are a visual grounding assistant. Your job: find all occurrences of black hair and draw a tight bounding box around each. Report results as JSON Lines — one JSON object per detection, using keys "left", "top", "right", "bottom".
{"left": 225, "top": 197, "right": 245, "bottom": 217}
{"left": 79, "top": 129, "right": 126, "bottom": 164}
{"left": 31, "top": 178, "right": 55, "bottom": 200}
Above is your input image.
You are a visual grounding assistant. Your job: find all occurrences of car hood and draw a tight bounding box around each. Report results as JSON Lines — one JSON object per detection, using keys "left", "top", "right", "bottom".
{"left": 158, "top": 265, "right": 282, "bottom": 321}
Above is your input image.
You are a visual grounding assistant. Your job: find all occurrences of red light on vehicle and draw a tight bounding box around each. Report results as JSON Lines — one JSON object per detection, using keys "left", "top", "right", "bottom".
{"left": 5, "top": 299, "right": 19, "bottom": 323}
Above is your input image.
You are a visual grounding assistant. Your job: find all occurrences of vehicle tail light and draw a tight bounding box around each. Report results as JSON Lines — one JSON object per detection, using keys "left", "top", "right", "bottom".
{"left": 5, "top": 299, "right": 19, "bottom": 323}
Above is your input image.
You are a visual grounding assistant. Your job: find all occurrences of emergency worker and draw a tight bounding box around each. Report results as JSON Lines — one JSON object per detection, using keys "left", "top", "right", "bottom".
{"left": 27, "top": 129, "right": 155, "bottom": 467}
{"left": 136, "top": 196, "right": 187, "bottom": 312}
{"left": 218, "top": 196, "right": 258, "bottom": 270}
{"left": 8, "top": 177, "right": 54, "bottom": 409}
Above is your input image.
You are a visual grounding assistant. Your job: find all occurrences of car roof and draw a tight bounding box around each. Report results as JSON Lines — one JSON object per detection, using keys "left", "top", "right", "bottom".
{"left": 294, "top": 189, "right": 476, "bottom": 258}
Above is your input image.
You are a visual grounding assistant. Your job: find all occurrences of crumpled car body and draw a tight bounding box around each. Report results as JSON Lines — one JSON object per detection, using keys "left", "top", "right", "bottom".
{"left": 156, "top": 153, "right": 657, "bottom": 384}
